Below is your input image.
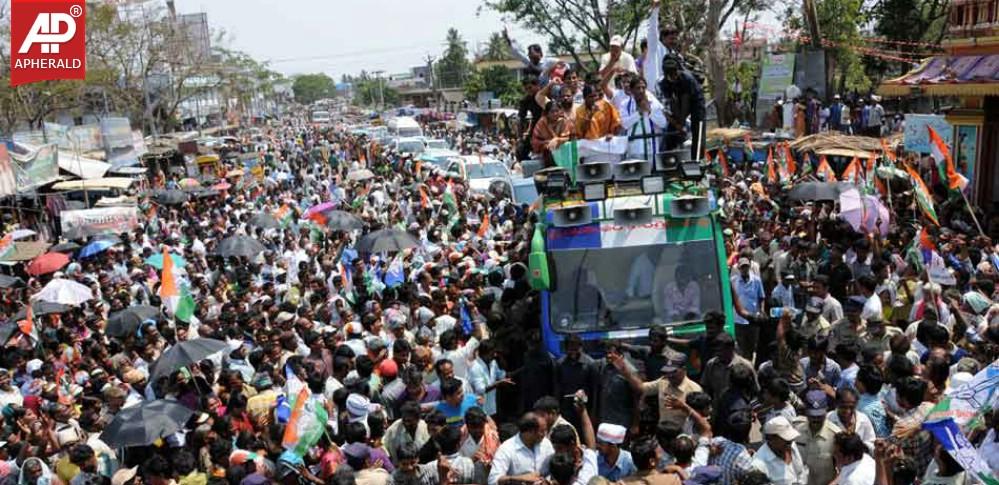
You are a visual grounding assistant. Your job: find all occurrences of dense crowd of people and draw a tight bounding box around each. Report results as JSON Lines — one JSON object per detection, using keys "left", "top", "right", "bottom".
{"left": 0, "top": 3, "right": 995, "bottom": 483}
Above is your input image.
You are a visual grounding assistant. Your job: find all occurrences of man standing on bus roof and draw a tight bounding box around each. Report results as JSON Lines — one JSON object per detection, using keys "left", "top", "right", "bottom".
{"left": 731, "top": 257, "right": 766, "bottom": 362}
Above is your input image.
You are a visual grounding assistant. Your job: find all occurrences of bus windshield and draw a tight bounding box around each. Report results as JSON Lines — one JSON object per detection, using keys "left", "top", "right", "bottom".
{"left": 548, "top": 240, "right": 723, "bottom": 332}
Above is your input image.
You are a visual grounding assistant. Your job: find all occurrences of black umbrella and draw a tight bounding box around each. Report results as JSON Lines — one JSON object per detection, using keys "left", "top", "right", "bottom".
{"left": 189, "top": 188, "right": 220, "bottom": 199}
{"left": 107, "top": 305, "right": 160, "bottom": 338}
{"left": 99, "top": 399, "right": 194, "bottom": 448}
{"left": 50, "top": 242, "right": 81, "bottom": 253}
{"left": 214, "top": 235, "right": 267, "bottom": 259}
{"left": 356, "top": 228, "right": 420, "bottom": 253}
{"left": 149, "top": 338, "right": 228, "bottom": 382}
{"left": 325, "top": 211, "right": 363, "bottom": 231}
{"left": 248, "top": 213, "right": 280, "bottom": 230}
{"left": 13, "top": 301, "right": 70, "bottom": 320}
{"left": 155, "top": 190, "right": 189, "bottom": 205}
{"left": 0, "top": 323, "right": 17, "bottom": 344}
{"left": 787, "top": 182, "right": 842, "bottom": 201}
{"left": 0, "top": 274, "right": 23, "bottom": 288}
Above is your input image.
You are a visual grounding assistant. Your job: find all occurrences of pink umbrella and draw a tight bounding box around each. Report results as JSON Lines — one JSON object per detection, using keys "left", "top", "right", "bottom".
{"left": 212, "top": 181, "right": 231, "bottom": 191}
{"left": 838, "top": 188, "right": 890, "bottom": 236}
{"left": 303, "top": 202, "right": 336, "bottom": 219}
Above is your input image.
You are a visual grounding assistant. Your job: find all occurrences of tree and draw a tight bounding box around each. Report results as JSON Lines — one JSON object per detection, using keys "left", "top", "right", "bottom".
{"left": 784, "top": 0, "right": 870, "bottom": 93}
{"left": 465, "top": 66, "right": 522, "bottom": 106}
{"left": 481, "top": 32, "right": 512, "bottom": 61}
{"left": 867, "top": 0, "right": 948, "bottom": 79}
{"left": 292, "top": 74, "right": 336, "bottom": 105}
{"left": 353, "top": 79, "right": 399, "bottom": 107}
{"left": 437, "top": 28, "right": 471, "bottom": 89}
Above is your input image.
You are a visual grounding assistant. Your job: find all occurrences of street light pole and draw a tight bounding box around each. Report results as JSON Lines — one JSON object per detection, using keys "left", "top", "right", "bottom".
{"left": 372, "top": 70, "right": 385, "bottom": 110}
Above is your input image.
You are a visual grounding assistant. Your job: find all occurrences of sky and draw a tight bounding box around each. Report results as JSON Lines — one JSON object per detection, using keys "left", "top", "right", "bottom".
{"left": 175, "top": 0, "right": 545, "bottom": 79}
{"left": 175, "top": 0, "right": 782, "bottom": 79}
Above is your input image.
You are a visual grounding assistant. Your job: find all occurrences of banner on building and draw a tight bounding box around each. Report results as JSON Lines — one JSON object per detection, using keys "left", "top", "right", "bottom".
{"left": 11, "top": 144, "right": 59, "bottom": 191}
{"left": 101, "top": 117, "right": 139, "bottom": 169}
{"left": 60, "top": 206, "right": 139, "bottom": 239}
{"left": 904, "top": 114, "right": 952, "bottom": 154}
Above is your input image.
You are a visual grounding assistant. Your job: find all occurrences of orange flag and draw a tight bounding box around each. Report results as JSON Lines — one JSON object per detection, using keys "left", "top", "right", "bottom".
{"left": 158, "top": 249, "right": 178, "bottom": 300}
{"left": 419, "top": 185, "right": 430, "bottom": 209}
{"left": 414, "top": 160, "right": 422, "bottom": 177}
{"left": 18, "top": 304, "right": 33, "bottom": 337}
{"left": 477, "top": 213, "right": 490, "bottom": 238}
{"left": 866, "top": 153, "right": 877, "bottom": 179}
{"left": 817, "top": 155, "right": 836, "bottom": 181}
{"left": 842, "top": 157, "right": 862, "bottom": 184}
{"left": 783, "top": 143, "right": 796, "bottom": 177}
{"left": 743, "top": 134, "right": 754, "bottom": 154}
{"left": 766, "top": 146, "right": 777, "bottom": 183}
{"left": 718, "top": 150, "right": 730, "bottom": 177}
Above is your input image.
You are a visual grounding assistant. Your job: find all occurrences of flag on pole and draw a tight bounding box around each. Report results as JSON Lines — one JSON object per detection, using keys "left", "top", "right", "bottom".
{"left": 17, "top": 304, "right": 36, "bottom": 341}
{"left": 766, "top": 146, "right": 777, "bottom": 183}
{"left": 384, "top": 254, "right": 405, "bottom": 288}
{"left": 743, "top": 133, "right": 754, "bottom": 155}
{"left": 0, "top": 234, "right": 13, "bottom": 262}
{"left": 817, "top": 156, "right": 836, "bottom": 181}
{"left": 175, "top": 285, "right": 196, "bottom": 323}
{"left": 919, "top": 227, "right": 938, "bottom": 264}
{"left": 158, "top": 248, "right": 179, "bottom": 315}
{"left": 783, "top": 143, "right": 796, "bottom": 177}
{"left": 905, "top": 163, "right": 940, "bottom": 226}
{"left": 928, "top": 126, "right": 968, "bottom": 191}
{"left": 800, "top": 153, "right": 812, "bottom": 176}
{"left": 553, "top": 140, "right": 579, "bottom": 184}
{"left": 922, "top": 360, "right": 999, "bottom": 485}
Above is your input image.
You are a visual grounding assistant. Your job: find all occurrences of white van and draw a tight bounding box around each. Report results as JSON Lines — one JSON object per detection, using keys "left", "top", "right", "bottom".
{"left": 388, "top": 116, "right": 423, "bottom": 138}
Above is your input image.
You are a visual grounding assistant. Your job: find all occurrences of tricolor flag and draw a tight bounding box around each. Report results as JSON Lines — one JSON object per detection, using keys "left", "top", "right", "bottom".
{"left": 0, "top": 234, "right": 13, "bottom": 261}
{"left": 880, "top": 138, "right": 896, "bottom": 162}
{"left": 922, "top": 360, "right": 999, "bottom": 485}
{"left": 817, "top": 156, "right": 836, "bottom": 182}
{"left": 905, "top": 163, "right": 940, "bottom": 226}
{"left": 383, "top": 254, "right": 405, "bottom": 288}
{"left": 928, "top": 126, "right": 968, "bottom": 192}
{"left": 919, "top": 226, "right": 938, "bottom": 264}
{"left": 782, "top": 143, "right": 796, "bottom": 178}
{"left": 158, "top": 248, "right": 180, "bottom": 315}
{"left": 842, "top": 157, "right": 863, "bottom": 184}
{"left": 419, "top": 185, "right": 430, "bottom": 209}
{"left": 281, "top": 386, "right": 329, "bottom": 457}
{"left": 743, "top": 133, "right": 754, "bottom": 155}
{"left": 17, "top": 304, "right": 36, "bottom": 341}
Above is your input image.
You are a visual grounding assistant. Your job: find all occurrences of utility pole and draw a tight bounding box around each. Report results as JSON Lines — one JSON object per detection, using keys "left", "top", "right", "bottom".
{"left": 372, "top": 70, "right": 385, "bottom": 110}
{"left": 425, "top": 54, "right": 437, "bottom": 111}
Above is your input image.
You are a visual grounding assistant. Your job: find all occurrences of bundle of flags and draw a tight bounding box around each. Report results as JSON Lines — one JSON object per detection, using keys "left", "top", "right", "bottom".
{"left": 817, "top": 155, "right": 836, "bottom": 182}
{"left": 905, "top": 163, "right": 940, "bottom": 226}
{"left": 158, "top": 248, "right": 195, "bottom": 322}
{"left": 922, "top": 359, "right": 999, "bottom": 485}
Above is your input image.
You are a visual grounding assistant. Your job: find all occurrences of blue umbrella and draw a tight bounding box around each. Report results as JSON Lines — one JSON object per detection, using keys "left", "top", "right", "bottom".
{"left": 144, "top": 252, "right": 186, "bottom": 270}
{"left": 77, "top": 239, "right": 117, "bottom": 259}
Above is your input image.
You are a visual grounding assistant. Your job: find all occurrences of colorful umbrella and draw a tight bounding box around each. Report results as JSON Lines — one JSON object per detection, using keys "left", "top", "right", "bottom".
{"left": 212, "top": 181, "right": 231, "bottom": 191}
{"left": 26, "top": 252, "right": 70, "bottom": 276}
{"left": 838, "top": 188, "right": 890, "bottom": 236}
{"left": 303, "top": 202, "right": 336, "bottom": 219}
{"left": 31, "top": 278, "right": 93, "bottom": 306}
{"left": 77, "top": 239, "right": 118, "bottom": 259}
{"left": 144, "top": 252, "right": 186, "bottom": 270}
{"left": 178, "top": 178, "right": 201, "bottom": 190}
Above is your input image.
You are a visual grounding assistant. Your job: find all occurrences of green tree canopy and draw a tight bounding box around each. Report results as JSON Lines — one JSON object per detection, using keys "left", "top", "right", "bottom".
{"left": 292, "top": 74, "right": 336, "bottom": 105}
{"left": 437, "top": 28, "right": 471, "bottom": 89}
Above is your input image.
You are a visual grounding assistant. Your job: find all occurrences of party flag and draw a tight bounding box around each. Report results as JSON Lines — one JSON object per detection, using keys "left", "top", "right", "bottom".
{"left": 443, "top": 181, "right": 458, "bottom": 212}
{"left": 905, "top": 163, "right": 940, "bottom": 226}
{"left": 0, "top": 234, "right": 12, "bottom": 261}
{"left": 928, "top": 126, "right": 968, "bottom": 192}
{"left": 419, "top": 185, "right": 430, "bottom": 209}
{"left": 718, "top": 150, "right": 730, "bottom": 177}
{"left": 384, "top": 254, "right": 405, "bottom": 288}
{"left": 766, "top": 146, "right": 777, "bottom": 183}
{"left": 17, "top": 304, "right": 35, "bottom": 340}
{"left": 919, "top": 226, "right": 937, "bottom": 264}
{"left": 158, "top": 248, "right": 179, "bottom": 314}
{"left": 743, "top": 133, "right": 754, "bottom": 155}
{"left": 842, "top": 157, "right": 863, "bottom": 184}
{"left": 817, "top": 155, "right": 836, "bottom": 181}
{"left": 477, "top": 213, "right": 490, "bottom": 238}
{"left": 175, "top": 285, "right": 196, "bottom": 323}
{"left": 783, "top": 143, "right": 796, "bottom": 177}
{"left": 281, "top": 386, "right": 328, "bottom": 457}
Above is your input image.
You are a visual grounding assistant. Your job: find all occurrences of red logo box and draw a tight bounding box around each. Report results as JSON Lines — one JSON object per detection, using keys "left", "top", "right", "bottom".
{"left": 10, "top": 0, "right": 86, "bottom": 87}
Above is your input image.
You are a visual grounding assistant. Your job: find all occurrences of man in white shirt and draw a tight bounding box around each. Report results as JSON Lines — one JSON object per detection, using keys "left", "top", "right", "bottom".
{"left": 0, "top": 369, "right": 22, "bottom": 408}
{"left": 488, "top": 413, "right": 554, "bottom": 485}
{"left": 603, "top": 72, "right": 667, "bottom": 163}
{"left": 833, "top": 432, "right": 876, "bottom": 485}
{"left": 599, "top": 35, "right": 638, "bottom": 80}
{"left": 751, "top": 416, "right": 809, "bottom": 485}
